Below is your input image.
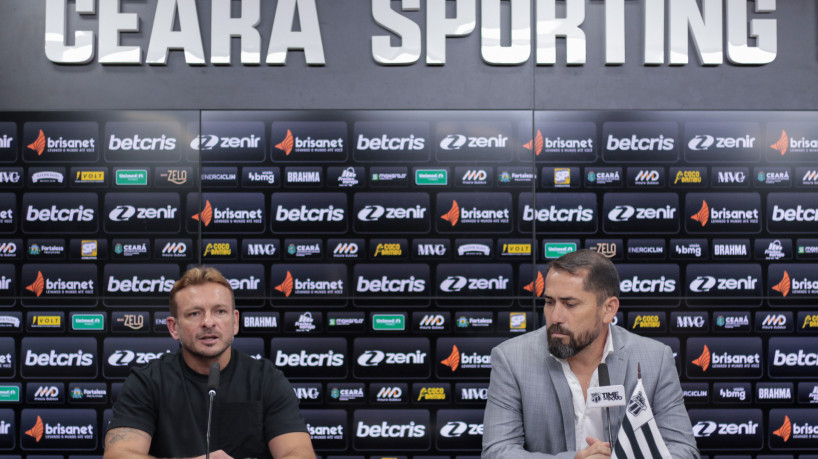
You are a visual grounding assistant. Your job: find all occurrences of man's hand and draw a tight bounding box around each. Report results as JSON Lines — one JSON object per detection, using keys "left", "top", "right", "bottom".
{"left": 194, "top": 451, "right": 233, "bottom": 459}
{"left": 575, "top": 436, "right": 611, "bottom": 459}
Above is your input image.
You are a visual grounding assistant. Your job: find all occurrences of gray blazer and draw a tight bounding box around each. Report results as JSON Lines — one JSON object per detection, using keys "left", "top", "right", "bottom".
{"left": 482, "top": 325, "right": 699, "bottom": 458}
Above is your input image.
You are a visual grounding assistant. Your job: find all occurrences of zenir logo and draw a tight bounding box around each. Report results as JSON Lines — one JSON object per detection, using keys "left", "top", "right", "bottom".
{"left": 441, "top": 201, "right": 459, "bottom": 226}
{"left": 523, "top": 271, "right": 545, "bottom": 297}
{"left": 27, "top": 130, "right": 46, "bottom": 156}
{"left": 441, "top": 345, "right": 460, "bottom": 371}
{"left": 773, "top": 271, "right": 791, "bottom": 297}
{"left": 274, "top": 271, "right": 294, "bottom": 297}
{"left": 523, "top": 130, "right": 544, "bottom": 156}
{"left": 773, "top": 415, "right": 792, "bottom": 442}
{"left": 276, "top": 130, "right": 294, "bottom": 155}
{"left": 690, "top": 200, "right": 709, "bottom": 226}
{"left": 771, "top": 130, "right": 789, "bottom": 156}
{"left": 692, "top": 345, "right": 711, "bottom": 371}
{"left": 25, "top": 415, "right": 44, "bottom": 441}
{"left": 26, "top": 271, "right": 45, "bottom": 297}
{"left": 191, "top": 200, "right": 213, "bottom": 226}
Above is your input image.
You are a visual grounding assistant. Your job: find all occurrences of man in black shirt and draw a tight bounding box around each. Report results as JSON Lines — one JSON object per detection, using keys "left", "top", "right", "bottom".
{"left": 105, "top": 266, "right": 315, "bottom": 459}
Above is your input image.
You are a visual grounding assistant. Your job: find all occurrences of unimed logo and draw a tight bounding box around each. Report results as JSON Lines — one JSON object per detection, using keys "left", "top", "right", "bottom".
{"left": 687, "top": 338, "right": 762, "bottom": 379}
{"left": 21, "top": 409, "right": 97, "bottom": 449}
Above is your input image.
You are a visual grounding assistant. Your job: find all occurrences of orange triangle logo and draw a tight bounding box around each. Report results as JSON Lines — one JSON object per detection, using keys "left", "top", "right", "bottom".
{"left": 191, "top": 200, "right": 213, "bottom": 227}
{"left": 27, "top": 130, "right": 46, "bottom": 156}
{"left": 25, "top": 415, "right": 44, "bottom": 442}
{"left": 691, "top": 345, "right": 711, "bottom": 372}
{"left": 523, "top": 271, "right": 545, "bottom": 297}
{"left": 770, "top": 130, "right": 789, "bottom": 156}
{"left": 276, "top": 129, "right": 294, "bottom": 155}
{"left": 26, "top": 271, "right": 45, "bottom": 297}
{"left": 440, "top": 200, "right": 459, "bottom": 226}
{"left": 772, "top": 270, "right": 791, "bottom": 297}
{"left": 274, "top": 271, "right": 294, "bottom": 297}
{"left": 690, "top": 200, "right": 709, "bottom": 227}
{"left": 773, "top": 415, "right": 792, "bottom": 442}
{"left": 523, "top": 130, "right": 544, "bottom": 156}
{"left": 440, "top": 345, "right": 460, "bottom": 371}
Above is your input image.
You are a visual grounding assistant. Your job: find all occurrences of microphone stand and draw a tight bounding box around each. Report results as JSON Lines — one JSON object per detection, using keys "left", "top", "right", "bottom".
{"left": 206, "top": 388, "right": 215, "bottom": 459}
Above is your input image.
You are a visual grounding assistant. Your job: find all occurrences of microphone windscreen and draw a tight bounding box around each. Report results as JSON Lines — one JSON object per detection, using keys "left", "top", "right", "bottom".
{"left": 597, "top": 362, "right": 610, "bottom": 387}
{"left": 208, "top": 362, "right": 220, "bottom": 392}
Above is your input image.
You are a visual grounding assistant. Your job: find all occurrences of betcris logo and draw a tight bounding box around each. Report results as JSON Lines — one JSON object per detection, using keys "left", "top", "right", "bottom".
{"left": 353, "top": 192, "right": 430, "bottom": 234}
{"left": 104, "top": 193, "right": 180, "bottom": 234}
{"left": 436, "top": 337, "right": 504, "bottom": 379}
{"left": 435, "top": 121, "right": 513, "bottom": 162}
{"left": 23, "top": 122, "right": 99, "bottom": 162}
{"left": 768, "top": 338, "right": 818, "bottom": 379}
{"left": 436, "top": 192, "right": 512, "bottom": 233}
{"left": 271, "top": 121, "right": 347, "bottom": 162}
{"left": 436, "top": 409, "right": 484, "bottom": 451}
{"left": 353, "top": 338, "right": 430, "bottom": 379}
{"left": 769, "top": 409, "right": 818, "bottom": 449}
{"left": 684, "top": 122, "right": 760, "bottom": 162}
{"left": 688, "top": 409, "right": 763, "bottom": 450}
{"left": 102, "top": 337, "right": 176, "bottom": 379}
{"left": 352, "top": 409, "right": 430, "bottom": 451}
{"left": 602, "top": 193, "right": 679, "bottom": 234}
{"left": 353, "top": 264, "right": 430, "bottom": 306}
{"left": 104, "top": 121, "right": 181, "bottom": 162}
{"left": 602, "top": 121, "right": 678, "bottom": 162}
{"left": 768, "top": 264, "right": 818, "bottom": 301}
{"left": 518, "top": 192, "right": 597, "bottom": 234}
{"left": 685, "top": 264, "right": 762, "bottom": 306}
{"left": 616, "top": 264, "right": 680, "bottom": 306}
{"left": 767, "top": 193, "right": 818, "bottom": 234}
{"left": 20, "top": 408, "right": 97, "bottom": 450}
{"left": 767, "top": 122, "right": 818, "bottom": 162}
{"left": 103, "top": 264, "right": 178, "bottom": 307}
{"left": 21, "top": 337, "right": 97, "bottom": 379}
{"left": 301, "top": 409, "right": 347, "bottom": 450}
{"left": 685, "top": 192, "right": 761, "bottom": 233}
{"left": 353, "top": 121, "right": 430, "bottom": 162}
{"left": 521, "top": 120, "right": 596, "bottom": 163}
{"left": 0, "top": 194, "right": 16, "bottom": 234}
{"left": 21, "top": 264, "right": 97, "bottom": 306}
{"left": 271, "top": 193, "right": 347, "bottom": 234}
{"left": 187, "top": 192, "right": 265, "bottom": 234}
{"left": 188, "top": 121, "right": 265, "bottom": 162}
{"left": 22, "top": 193, "right": 97, "bottom": 234}
{"left": 271, "top": 338, "right": 347, "bottom": 379}
{"left": 687, "top": 337, "right": 762, "bottom": 379}
{"left": 436, "top": 264, "right": 512, "bottom": 303}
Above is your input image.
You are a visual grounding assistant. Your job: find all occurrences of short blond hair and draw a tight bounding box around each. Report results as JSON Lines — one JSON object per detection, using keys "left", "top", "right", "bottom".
{"left": 169, "top": 266, "right": 234, "bottom": 317}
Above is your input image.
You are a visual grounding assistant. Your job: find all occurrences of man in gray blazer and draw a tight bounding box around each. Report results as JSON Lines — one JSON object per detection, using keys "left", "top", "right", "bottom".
{"left": 482, "top": 250, "right": 698, "bottom": 458}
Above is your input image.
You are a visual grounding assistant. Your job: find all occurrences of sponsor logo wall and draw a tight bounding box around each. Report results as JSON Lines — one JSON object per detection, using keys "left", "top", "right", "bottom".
{"left": 0, "top": 110, "right": 816, "bottom": 455}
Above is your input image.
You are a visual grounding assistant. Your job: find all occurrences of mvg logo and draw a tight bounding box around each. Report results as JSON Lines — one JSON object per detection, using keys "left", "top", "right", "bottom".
{"left": 417, "top": 243, "right": 446, "bottom": 257}
{"left": 717, "top": 171, "right": 747, "bottom": 184}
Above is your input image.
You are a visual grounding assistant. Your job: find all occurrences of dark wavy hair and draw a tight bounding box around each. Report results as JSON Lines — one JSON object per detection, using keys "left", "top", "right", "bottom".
{"left": 545, "top": 249, "right": 620, "bottom": 304}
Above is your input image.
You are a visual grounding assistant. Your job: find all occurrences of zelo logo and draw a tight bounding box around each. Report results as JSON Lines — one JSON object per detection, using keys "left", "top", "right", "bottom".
{"left": 20, "top": 409, "right": 97, "bottom": 449}
{"left": 352, "top": 409, "right": 429, "bottom": 450}
{"left": 21, "top": 337, "right": 97, "bottom": 379}
{"left": 353, "top": 338, "right": 430, "bottom": 379}
{"left": 270, "top": 338, "right": 347, "bottom": 379}
{"left": 770, "top": 410, "right": 818, "bottom": 447}
{"left": 767, "top": 193, "right": 818, "bottom": 233}
{"left": 22, "top": 193, "right": 98, "bottom": 234}
{"left": 272, "top": 121, "right": 347, "bottom": 162}
{"left": 353, "top": 193, "right": 430, "bottom": 233}
{"left": 437, "top": 409, "right": 485, "bottom": 451}
{"left": 102, "top": 338, "right": 176, "bottom": 378}
{"left": 23, "top": 122, "right": 99, "bottom": 162}
{"left": 685, "top": 193, "right": 761, "bottom": 233}
{"left": 271, "top": 265, "right": 346, "bottom": 300}
{"left": 602, "top": 122, "right": 678, "bottom": 162}
{"left": 437, "top": 193, "right": 512, "bottom": 233}
{"left": 354, "top": 121, "right": 430, "bottom": 162}
{"left": 518, "top": 193, "right": 597, "bottom": 234}
{"left": 768, "top": 338, "right": 818, "bottom": 378}
{"left": 688, "top": 409, "right": 762, "bottom": 450}
{"left": 436, "top": 338, "right": 503, "bottom": 379}
{"left": 188, "top": 193, "right": 265, "bottom": 234}
{"left": 271, "top": 193, "right": 347, "bottom": 234}
{"left": 687, "top": 338, "right": 762, "bottom": 379}
{"left": 188, "top": 121, "right": 265, "bottom": 162}
{"left": 602, "top": 193, "right": 679, "bottom": 234}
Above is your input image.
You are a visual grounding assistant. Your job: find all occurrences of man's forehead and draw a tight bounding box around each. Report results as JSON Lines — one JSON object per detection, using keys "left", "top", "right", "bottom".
{"left": 544, "top": 269, "right": 593, "bottom": 295}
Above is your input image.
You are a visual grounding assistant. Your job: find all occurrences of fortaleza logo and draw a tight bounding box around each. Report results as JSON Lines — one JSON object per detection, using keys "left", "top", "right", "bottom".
{"left": 769, "top": 265, "right": 818, "bottom": 298}
{"left": 271, "top": 193, "right": 347, "bottom": 233}
{"left": 272, "top": 122, "right": 347, "bottom": 161}
{"left": 271, "top": 265, "right": 346, "bottom": 298}
{"left": 687, "top": 338, "right": 762, "bottom": 378}
{"left": 353, "top": 193, "right": 430, "bottom": 233}
{"left": 438, "top": 193, "right": 511, "bottom": 230}
{"left": 189, "top": 193, "right": 265, "bottom": 233}
{"left": 686, "top": 193, "right": 761, "bottom": 232}
{"left": 23, "top": 266, "right": 96, "bottom": 297}
{"left": 24, "top": 122, "right": 98, "bottom": 161}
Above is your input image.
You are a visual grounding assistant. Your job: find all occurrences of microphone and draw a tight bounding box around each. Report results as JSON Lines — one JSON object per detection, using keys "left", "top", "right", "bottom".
{"left": 597, "top": 363, "right": 613, "bottom": 447}
{"left": 586, "top": 363, "right": 625, "bottom": 448}
{"left": 206, "top": 362, "right": 219, "bottom": 459}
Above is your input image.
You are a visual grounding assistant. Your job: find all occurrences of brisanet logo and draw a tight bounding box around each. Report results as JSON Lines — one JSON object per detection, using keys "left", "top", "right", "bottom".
{"left": 436, "top": 192, "right": 512, "bottom": 233}
{"left": 21, "top": 337, "right": 97, "bottom": 379}
{"left": 353, "top": 338, "right": 430, "bottom": 379}
{"left": 685, "top": 264, "right": 762, "bottom": 306}
{"left": 23, "top": 122, "right": 98, "bottom": 162}
{"left": 189, "top": 121, "right": 265, "bottom": 162}
{"left": 20, "top": 408, "right": 97, "bottom": 450}
{"left": 603, "top": 193, "right": 679, "bottom": 234}
{"left": 436, "top": 337, "right": 504, "bottom": 379}
{"left": 21, "top": 264, "right": 97, "bottom": 304}
{"left": 768, "top": 337, "right": 818, "bottom": 379}
{"left": 102, "top": 337, "right": 176, "bottom": 378}
{"left": 688, "top": 409, "right": 763, "bottom": 450}
{"left": 104, "top": 193, "right": 180, "bottom": 234}
{"left": 518, "top": 192, "right": 597, "bottom": 234}
{"left": 104, "top": 121, "right": 181, "bottom": 162}
{"left": 188, "top": 192, "right": 265, "bottom": 234}
{"left": 768, "top": 264, "right": 818, "bottom": 301}
{"left": 271, "top": 338, "right": 347, "bottom": 379}
{"left": 767, "top": 193, "right": 818, "bottom": 234}
{"left": 684, "top": 122, "right": 760, "bottom": 162}
{"left": 22, "top": 192, "right": 97, "bottom": 234}
{"left": 353, "top": 121, "right": 430, "bottom": 162}
{"left": 769, "top": 409, "right": 818, "bottom": 448}
{"left": 271, "top": 193, "right": 347, "bottom": 234}
{"left": 686, "top": 337, "right": 762, "bottom": 379}
{"left": 272, "top": 121, "right": 348, "bottom": 162}
{"left": 602, "top": 121, "right": 678, "bottom": 162}
{"left": 352, "top": 409, "right": 430, "bottom": 451}
{"left": 435, "top": 121, "right": 513, "bottom": 162}
{"left": 767, "top": 122, "right": 818, "bottom": 162}
{"left": 685, "top": 192, "right": 761, "bottom": 233}
{"left": 302, "top": 409, "right": 347, "bottom": 450}
{"left": 353, "top": 192, "right": 430, "bottom": 233}
{"left": 521, "top": 121, "right": 596, "bottom": 162}
{"left": 270, "top": 264, "right": 347, "bottom": 301}
{"left": 0, "top": 194, "right": 15, "bottom": 234}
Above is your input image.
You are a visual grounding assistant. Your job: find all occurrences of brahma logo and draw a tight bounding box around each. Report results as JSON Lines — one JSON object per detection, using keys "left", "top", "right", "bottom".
{"left": 770, "top": 130, "right": 789, "bottom": 155}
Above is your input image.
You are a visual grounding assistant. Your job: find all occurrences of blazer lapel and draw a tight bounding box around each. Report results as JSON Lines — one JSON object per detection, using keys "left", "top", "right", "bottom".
{"left": 545, "top": 355, "right": 576, "bottom": 449}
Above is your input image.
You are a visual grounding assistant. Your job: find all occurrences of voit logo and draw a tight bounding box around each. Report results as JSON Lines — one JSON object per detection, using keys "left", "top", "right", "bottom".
{"left": 23, "top": 122, "right": 98, "bottom": 161}
{"left": 21, "top": 409, "right": 97, "bottom": 449}
{"left": 353, "top": 192, "right": 430, "bottom": 233}
{"left": 189, "top": 193, "right": 265, "bottom": 233}
{"left": 687, "top": 338, "right": 762, "bottom": 378}
{"left": 272, "top": 193, "right": 347, "bottom": 234}
{"left": 768, "top": 337, "right": 818, "bottom": 378}
{"left": 437, "top": 193, "right": 511, "bottom": 232}
{"left": 688, "top": 409, "right": 762, "bottom": 450}
{"left": 271, "top": 265, "right": 346, "bottom": 298}
{"left": 519, "top": 193, "right": 597, "bottom": 234}
{"left": 272, "top": 122, "right": 347, "bottom": 161}
{"left": 770, "top": 410, "right": 818, "bottom": 447}
{"left": 686, "top": 193, "right": 761, "bottom": 233}
{"left": 271, "top": 338, "right": 347, "bottom": 379}
{"left": 22, "top": 265, "right": 96, "bottom": 298}
{"left": 602, "top": 193, "right": 679, "bottom": 234}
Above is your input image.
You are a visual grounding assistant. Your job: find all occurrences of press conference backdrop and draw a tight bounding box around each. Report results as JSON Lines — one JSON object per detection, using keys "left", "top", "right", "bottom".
{"left": 0, "top": 109, "right": 816, "bottom": 458}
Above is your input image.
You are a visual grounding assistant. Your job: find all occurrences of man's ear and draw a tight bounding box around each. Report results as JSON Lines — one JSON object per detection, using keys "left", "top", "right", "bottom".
{"left": 232, "top": 308, "right": 239, "bottom": 336}
{"left": 166, "top": 315, "right": 180, "bottom": 340}
{"left": 602, "top": 296, "right": 619, "bottom": 324}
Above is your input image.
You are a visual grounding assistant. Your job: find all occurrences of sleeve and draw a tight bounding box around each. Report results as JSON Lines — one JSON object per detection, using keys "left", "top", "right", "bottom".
{"left": 650, "top": 345, "right": 700, "bottom": 459}
{"left": 106, "top": 368, "right": 157, "bottom": 437}
{"left": 262, "top": 365, "right": 309, "bottom": 442}
{"left": 482, "top": 346, "right": 575, "bottom": 459}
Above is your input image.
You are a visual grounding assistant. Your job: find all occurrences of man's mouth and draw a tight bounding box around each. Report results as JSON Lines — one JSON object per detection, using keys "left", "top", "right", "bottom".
{"left": 198, "top": 334, "right": 219, "bottom": 344}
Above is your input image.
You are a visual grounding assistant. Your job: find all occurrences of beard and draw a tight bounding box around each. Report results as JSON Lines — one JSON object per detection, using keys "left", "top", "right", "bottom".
{"left": 547, "top": 324, "right": 600, "bottom": 359}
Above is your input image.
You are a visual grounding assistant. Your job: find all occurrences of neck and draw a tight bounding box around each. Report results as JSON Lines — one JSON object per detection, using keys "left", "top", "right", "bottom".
{"left": 181, "top": 347, "right": 232, "bottom": 375}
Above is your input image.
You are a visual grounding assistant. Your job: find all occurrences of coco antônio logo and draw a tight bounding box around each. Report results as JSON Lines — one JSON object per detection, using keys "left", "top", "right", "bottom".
{"left": 437, "top": 193, "right": 512, "bottom": 233}
{"left": 189, "top": 121, "right": 265, "bottom": 162}
{"left": 688, "top": 409, "right": 762, "bottom": 450}
{"left": 23, "top": 122, "right": 99, "bottom": 162}
{"left": 687, "top": 338, "right": 762, "bottom": 379}
{"left": 353, "top": 192, "right": 430, "bottom": 233}
{"left": 271, "top": 193, "right": 347, "bottom": 233}
{"left": 272, "top": 121, "right": 348, "bottom": 162}
{"left": 271, "top": 338, "right": 347, "bottom": 380}
{"left": 518, "top": 192, "right": 597, "bottom": 234}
